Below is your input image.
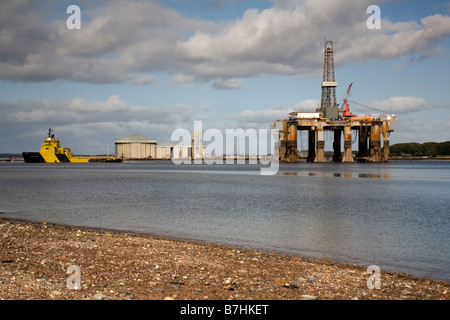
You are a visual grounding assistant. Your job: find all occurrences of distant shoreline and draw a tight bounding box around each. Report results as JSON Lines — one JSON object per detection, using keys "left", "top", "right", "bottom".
{"left": 2, "top": 156, "right": 450, "bottom": 162}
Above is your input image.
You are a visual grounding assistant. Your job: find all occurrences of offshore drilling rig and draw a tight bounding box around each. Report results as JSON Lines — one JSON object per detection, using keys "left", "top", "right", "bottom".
{"left": 272, "top": 40, "right": 397, "bottom": 163}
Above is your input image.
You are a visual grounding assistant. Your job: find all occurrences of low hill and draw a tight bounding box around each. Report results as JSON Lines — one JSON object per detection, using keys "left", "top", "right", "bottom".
{"left": 390, "top": 141, "right": 450, "bottom": 157}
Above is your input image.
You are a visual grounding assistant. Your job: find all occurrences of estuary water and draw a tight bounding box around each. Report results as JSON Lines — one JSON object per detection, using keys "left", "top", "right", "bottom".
{"left": 0, "top": 160, "right": 449, "bottom": 282}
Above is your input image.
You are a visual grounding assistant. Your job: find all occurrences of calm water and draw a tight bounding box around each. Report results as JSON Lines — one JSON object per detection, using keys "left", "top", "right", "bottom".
{"left": 0, "top": 160, "right": 449, "bottom": 282}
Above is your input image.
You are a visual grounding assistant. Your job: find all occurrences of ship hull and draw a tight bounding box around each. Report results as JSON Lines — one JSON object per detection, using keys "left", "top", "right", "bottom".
{"left": 22, "top": 152, "right": 45, "bottom": 163}
{"left": 23, "top": 151, "right": 123, "bottom": 163}
{"left": 56, "top": 154, "right": 71, "bottom": 162}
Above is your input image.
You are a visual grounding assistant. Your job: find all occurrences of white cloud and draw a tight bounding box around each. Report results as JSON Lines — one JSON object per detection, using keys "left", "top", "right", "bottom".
{"left": 336, "top": 14, "right": 450, "bottom": 64}
{"left": 1, "top": 1, "right": 449, "bottom": 84}
{"left": 212, "top": 78, "right": 243, "bottom": 90}
{"left": 0, "top": 1, "right": 213, "bottom": 83}
{"left": 172, "top": 73, "right": 195, "bottom": 84}
{"left": 230, "top": 98, "right": 320, "bottom": 126}
{"left": 294, "top": 99, "right": 320, "bottom": 112}
{"left": 69, "top": 95, "right": 129, "bottom": 113}
{"left": 361, "top": 97, "right": 431, "bottom": 115}
{"left": 0, "top": 95, "right": 194, "bottom": 130}
{"left": 177, "top": 2, "right": 450, "bottom": 80}
{"left": 231, "top": 105, "right": 295, "bottom": 125}
{"left": 393, "top": 119, "right": 450, "bottom": 144}
{"left": 0, "top": 94, "right": 198, "bottom": 153}
{"left": 129, "top": 75, "right": 154, "bottom": 85}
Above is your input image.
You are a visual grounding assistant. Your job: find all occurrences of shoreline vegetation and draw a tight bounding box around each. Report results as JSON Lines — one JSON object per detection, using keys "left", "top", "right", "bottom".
{"left": 1, "top": 218, "right": 448, "bottom": 300}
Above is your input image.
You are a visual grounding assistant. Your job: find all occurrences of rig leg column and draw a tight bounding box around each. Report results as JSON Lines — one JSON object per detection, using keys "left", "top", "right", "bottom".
{"left": 333, "top": 129, "right": 342, "bottom": 163}
{"left": 342, "top": 125, "right": 354, "bottom": 162}
{"left": 382, "top": 120, "right": 390, "bottom": 162}
{"left": 279, "top": 139, "right": 287, "bottom": 162}
{"left": 307, "top": 128, "right": 316, "bottom": 163}
{"left": 358, "top": 126, "right": 370, "bottom": 160}
{"left": 369, "top": 123, "right": 382, "bottom": 163}
{"left": 279, "top": 120, "right": 288, "bottom": 162}
{"left": 315, "top": 125, "right": 325, "bottom": 162}
{"left": 286, "top": 123, "right": 299, "bottom": 163}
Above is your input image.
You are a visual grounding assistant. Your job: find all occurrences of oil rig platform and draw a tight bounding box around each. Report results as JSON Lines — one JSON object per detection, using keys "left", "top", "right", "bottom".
{"left": 272, "top": 40, "right": 397, "bottom": 163}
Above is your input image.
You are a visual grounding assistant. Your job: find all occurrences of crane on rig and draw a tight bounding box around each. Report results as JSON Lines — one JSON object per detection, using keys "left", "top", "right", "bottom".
{"left": 340, "top": 82, "right": 355, "bottom": 118}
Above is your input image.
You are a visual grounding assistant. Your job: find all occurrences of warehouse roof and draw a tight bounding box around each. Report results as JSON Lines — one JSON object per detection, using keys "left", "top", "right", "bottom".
{"left": 157, "top": 142, "right": 178, "bottom": 147}
{"left": 115, "top": 134, "right": 157, "bottom": 144}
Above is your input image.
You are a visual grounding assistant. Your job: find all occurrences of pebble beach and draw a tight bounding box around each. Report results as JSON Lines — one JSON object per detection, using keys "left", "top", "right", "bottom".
{"left": 1, "top": 218, "right": 449, "bottom": 301}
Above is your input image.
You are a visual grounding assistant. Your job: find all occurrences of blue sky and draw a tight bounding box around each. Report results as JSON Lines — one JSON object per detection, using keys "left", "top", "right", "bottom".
{"left": 1, "top": 0, "right": 450, "bottom": 154}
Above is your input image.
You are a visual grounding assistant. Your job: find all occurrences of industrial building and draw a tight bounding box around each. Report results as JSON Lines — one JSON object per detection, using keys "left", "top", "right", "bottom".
{"left": 114, "top": 134, "right": 192, "bottom": 161}
{"left": 115, "top": 134, "right": 157, "bottom": 160}
{"left": 155, "top": 142, "right": 190, "bottom": 160}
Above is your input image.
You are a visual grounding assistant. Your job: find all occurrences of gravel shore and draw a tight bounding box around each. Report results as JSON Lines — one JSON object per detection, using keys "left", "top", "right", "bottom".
{"left": 1, "top": 218, "right": 448, "bottom": 300}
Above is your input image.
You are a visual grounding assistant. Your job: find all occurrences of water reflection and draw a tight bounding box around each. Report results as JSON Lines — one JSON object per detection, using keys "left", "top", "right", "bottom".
{"left": 279, "top": 171, "right": 390, "bottom": 179}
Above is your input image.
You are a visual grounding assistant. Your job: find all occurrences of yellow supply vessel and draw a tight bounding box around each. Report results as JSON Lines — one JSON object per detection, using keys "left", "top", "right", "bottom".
{"left": 22, "top": 129, "right": 122, "bottom": 163}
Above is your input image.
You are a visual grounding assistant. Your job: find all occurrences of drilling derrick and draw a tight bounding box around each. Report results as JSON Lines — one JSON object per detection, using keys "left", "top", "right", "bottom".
{"left": 320, "top": 40, "right": 338, "bottom": 120}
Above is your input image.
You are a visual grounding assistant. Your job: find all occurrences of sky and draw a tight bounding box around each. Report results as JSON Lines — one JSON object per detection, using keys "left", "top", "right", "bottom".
{"left": 1, "top": 0, "right": 450, "bottom": 155}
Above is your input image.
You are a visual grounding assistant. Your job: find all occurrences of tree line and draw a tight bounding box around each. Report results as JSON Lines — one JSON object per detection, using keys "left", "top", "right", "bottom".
{"left": 390, "top": 141, "right": 450, "bottom": 157}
